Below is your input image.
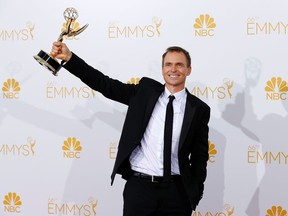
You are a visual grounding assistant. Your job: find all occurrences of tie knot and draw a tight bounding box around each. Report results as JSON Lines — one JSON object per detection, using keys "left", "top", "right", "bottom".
{"left": 169, "top": 95, "right": 175, "bottom": 102}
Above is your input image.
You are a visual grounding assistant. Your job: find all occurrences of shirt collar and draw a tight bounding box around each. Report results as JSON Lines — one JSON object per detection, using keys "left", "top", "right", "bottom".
{"left": 164, "top": 87, "right": 186, "bottom": 101}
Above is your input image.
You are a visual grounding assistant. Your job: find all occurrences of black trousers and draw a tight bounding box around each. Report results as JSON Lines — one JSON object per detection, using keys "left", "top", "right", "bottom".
{"left": 123, "top": 176, "right": 192, "bottom": 216}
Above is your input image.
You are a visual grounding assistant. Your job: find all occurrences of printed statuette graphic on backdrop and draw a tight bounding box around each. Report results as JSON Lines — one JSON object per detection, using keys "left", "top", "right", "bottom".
{"left": 33, "top": 7, "right": 88, "bottom": 76}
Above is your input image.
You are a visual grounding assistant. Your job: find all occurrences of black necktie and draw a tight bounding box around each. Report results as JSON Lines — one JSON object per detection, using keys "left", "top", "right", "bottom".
{"left": 163, "top": 95, "right": 175, "bottom": 181}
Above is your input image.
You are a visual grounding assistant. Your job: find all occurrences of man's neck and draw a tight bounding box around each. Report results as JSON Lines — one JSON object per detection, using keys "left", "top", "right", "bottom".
{"left": 165, "top": 85, "right": 185, "bottom": 94}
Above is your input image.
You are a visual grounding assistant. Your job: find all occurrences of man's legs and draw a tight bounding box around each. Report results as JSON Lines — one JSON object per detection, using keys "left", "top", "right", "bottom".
{"left": 123, "top": 177, "right": 192, "bottom": 216}
{"left": 123, "top": 177, "right": 157, "bottom": 216}
{"left": 155, "top": 179, "right": 192, "bottom": 216}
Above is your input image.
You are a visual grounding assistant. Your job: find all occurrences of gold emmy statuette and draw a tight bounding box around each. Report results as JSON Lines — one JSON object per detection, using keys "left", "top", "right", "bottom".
{"left": 33, "top": 7, "right": 88, "bottom": 76}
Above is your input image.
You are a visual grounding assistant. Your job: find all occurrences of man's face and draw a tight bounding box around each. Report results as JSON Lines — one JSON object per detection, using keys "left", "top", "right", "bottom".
{"left": 162, "top": 51, "right": 191, "bottom": 92}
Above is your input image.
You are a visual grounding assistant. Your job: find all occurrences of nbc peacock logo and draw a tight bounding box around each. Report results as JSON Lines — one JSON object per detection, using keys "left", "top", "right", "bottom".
{"left": 2, "top": 78, "right": 21, "bottom": 99}
{"left": 127, "top": 77, "right": 140, "bottom": 85}
{"left": 265, "top": 77, "right": 288, "bottom": 100}
{"left": 62, "top": 137, "right": 83, "bottom": 159}
{"left": 61, "top": 20, "right": 82, "bottom": 40}
{"left": 194, "top": 14, "right": 216, "bottom": 37}
{"left": 3, "top": 192, "right": 22, "bottom": 213}
{"left": 208, "top": 140, "right": 217, "bottom": 163}
{"left": 266, "top": 206, "right": 287, "bottom": 216}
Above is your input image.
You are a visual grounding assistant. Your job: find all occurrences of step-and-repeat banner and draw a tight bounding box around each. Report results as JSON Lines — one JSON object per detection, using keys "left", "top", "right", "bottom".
{"left": 1, "top": 0, "right": 287, "bottom": 215}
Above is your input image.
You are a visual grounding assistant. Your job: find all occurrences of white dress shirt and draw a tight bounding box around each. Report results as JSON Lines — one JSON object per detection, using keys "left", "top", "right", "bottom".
{"left": 129, "top": 87, "right": 187, "bottom": 176}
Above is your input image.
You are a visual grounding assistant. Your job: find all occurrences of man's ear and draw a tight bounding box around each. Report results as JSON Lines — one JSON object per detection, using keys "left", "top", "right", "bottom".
{"left": 186, "top": 66, "right": 192, "bottom": 76}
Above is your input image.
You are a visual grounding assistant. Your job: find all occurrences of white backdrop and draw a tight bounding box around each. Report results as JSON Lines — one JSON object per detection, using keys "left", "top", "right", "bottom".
{"left": 0, "top": 0, "right": 288, "bottom": 215}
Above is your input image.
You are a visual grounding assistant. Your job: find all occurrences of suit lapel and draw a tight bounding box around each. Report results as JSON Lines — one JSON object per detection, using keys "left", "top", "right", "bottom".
{"left": 178, "top": 91, "right": 196, "bottom": 150}
{"left": 141, "top": 86, "right": 196, "bottom": 150}
{"left": 141, "top": 85, "right": 164, "bottom": 135}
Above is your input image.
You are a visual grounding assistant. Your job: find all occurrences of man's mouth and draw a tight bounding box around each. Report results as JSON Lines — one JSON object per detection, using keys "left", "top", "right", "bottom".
{"left": 169, "top": 74, "right": 179, "bottom": 78}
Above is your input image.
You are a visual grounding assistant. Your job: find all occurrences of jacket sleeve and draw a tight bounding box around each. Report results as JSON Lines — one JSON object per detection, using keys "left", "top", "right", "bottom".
{"left": 191, "top": 105, "right": 210, "bottom": 204}
{"left": 63, "top": 53, "right": 138, "bottom": 105}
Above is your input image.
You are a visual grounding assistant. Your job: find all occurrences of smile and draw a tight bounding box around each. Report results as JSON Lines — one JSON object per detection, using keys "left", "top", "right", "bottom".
{"left": 169, "top": 74, "right": 179, "bottom": 78}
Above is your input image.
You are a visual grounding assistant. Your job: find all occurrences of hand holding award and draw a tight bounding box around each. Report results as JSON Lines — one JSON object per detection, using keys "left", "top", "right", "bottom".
{"left": 33, "top": 7, "right": 88, "bottom": 76}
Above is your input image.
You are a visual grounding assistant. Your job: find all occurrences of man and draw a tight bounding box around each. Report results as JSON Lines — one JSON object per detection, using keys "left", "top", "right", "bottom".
{"left": 51, "top": 42, "right": 210, "bottom": 216}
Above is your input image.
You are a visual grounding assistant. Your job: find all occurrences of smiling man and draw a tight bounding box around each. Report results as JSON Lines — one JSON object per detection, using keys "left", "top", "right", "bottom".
{"left": 51, "top": 43, "right": 210, "bottom": 216}
{"left": 162, "top": 48, "right": 192, "bottom": 94}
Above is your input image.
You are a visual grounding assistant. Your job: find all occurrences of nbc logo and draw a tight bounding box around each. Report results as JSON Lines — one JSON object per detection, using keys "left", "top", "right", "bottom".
{"left": 194, "top": 14, "right": 216, "bottom": 37}
{"left": 3, "top": 192, "right": 22, "bottom": 213}
{"left": 208, "top": 140, "right": 217, "bottom": 163}
{"left": 127, "top": 77, "right": 140, "bottom": 85}
{"left": 2, "top": 78, "right": 21, "bottom": 99}
{"left": 266, "top": 206, "right": 287, "bottom": 216}
{"left": 61, "top": 20, "right": 81, "bottom": 40}
{"left": 265, "top": 77, "right": 288, "bottom": 100}
{"left": 62, "top": 137, "right": 82, "bottom": 158}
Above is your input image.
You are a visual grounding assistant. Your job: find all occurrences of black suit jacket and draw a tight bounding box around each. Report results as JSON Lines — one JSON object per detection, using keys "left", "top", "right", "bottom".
{"left": 64, "top": 53, "right": 210, "bottom": 209}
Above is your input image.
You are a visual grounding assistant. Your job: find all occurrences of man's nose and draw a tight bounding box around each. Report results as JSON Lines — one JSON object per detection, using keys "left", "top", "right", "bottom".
{"left": 171, "top": 65, "right": 177, "bottom": 72}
